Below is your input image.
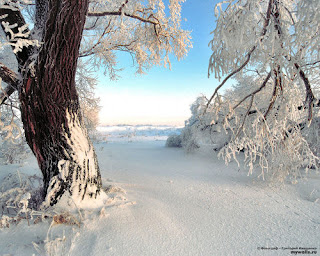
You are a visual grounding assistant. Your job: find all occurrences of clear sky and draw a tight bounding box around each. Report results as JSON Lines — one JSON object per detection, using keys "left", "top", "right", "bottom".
{"left": 96, "top": 0, "right": 221, "bottom": 126}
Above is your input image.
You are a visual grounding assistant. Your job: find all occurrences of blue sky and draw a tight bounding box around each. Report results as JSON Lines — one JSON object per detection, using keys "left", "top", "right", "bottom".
{"left": 96, "top": 0, "right": 222, "bottom": 126}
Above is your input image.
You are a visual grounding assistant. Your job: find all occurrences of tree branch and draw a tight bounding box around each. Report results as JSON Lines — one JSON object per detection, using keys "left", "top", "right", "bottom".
{"left": 0, "top": 64, "right": 21, "bottom": 105}
{"left": 0, "top": 86, "right": 15, "bottom": 106}
{"left": 205, "top": 46, "right": 257, "bottom": 113}
{"left": 80, "top": 19, "right": 112, "bottom": 57}
{"left": 87, "top": 11, "right": 158, "bottom": 26}
{"left": 294, "top": 63, "right": 315, "bottom": 122}
{"left": 0, "top": 64, "right": 20, "bottom": 88}
{"left": 264, "top": 73, "right": 278, "bottom": 119}
{"left": 84, "top": 16, "right": 100, "bottom": 30}
{"left": 205, "top": 0, "right": 274, "bottom": 114}
{"left": 233, "top": 72, "right": 272, "bottom": 110}
{"left": 303, "top": 60, "right": 320, "bottom": 67}
{"left": 261, "top": 0, "right": 275, "bottom": 37}
{"left": 235, "top": 95, "right": 254, "bottom": 138}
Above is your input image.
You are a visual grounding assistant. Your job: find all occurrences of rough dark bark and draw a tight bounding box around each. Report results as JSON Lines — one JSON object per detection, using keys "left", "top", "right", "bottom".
{"left": 34, "top": 0, "right": 49, "bottom": 40}
{"left": 19, "top": 0, "right": 102, "bottom": 206}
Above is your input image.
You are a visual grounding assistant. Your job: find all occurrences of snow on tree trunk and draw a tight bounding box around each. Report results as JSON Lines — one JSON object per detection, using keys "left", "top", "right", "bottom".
{"left": 19, "top": 0, "right": 102, "bottom": 206}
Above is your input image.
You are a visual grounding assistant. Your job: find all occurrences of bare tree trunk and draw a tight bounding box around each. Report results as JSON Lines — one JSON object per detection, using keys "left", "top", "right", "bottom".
{"left": 19, "top": 0, "right": 102, "bottom": 206}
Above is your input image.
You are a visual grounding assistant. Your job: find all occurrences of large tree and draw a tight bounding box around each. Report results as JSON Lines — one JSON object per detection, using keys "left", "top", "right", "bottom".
{"left": 178, "top": 0, "right": 319, "bottom": 181}
{"left": 0, "top": 0, "right": 190, "bottom": 206}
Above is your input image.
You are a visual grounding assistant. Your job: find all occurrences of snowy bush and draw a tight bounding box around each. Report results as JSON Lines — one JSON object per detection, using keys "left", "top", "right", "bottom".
{"left": 165, "top": 134, "right": 182, "bottom": 148}
{"left": 0, "top": 171, "right": 46, "bottom": 229}
{"left": 0, "top": 172, "right": 43, "bottom": 216}
{"left": 172, "top": 96, "right": 230, "bottom": 152}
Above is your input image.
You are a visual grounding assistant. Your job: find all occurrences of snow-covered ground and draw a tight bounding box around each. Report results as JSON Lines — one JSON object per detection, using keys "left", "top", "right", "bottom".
{"left": 0, "top": 126, "right": 319, "bottom": 255}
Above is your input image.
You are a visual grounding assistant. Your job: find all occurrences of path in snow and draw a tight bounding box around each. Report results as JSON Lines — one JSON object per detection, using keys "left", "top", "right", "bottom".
{"left": 69, "top": 141, "right": 320, "bottom": 256}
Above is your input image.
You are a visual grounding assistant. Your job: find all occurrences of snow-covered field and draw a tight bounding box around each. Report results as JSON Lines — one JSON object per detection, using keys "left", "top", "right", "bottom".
{"left": 96, "top": 124, "right": 183, "bottom": 142}
{"left": 0, "top": 125, "right": 319, "bottom": 255}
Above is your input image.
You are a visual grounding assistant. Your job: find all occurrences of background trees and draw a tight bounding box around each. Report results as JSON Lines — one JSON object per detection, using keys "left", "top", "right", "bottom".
{"left": 0, "top": 0, "right": 191, "bottom": 206}
{"left": 175, "top": 0, "right": 319, "bottom": 181}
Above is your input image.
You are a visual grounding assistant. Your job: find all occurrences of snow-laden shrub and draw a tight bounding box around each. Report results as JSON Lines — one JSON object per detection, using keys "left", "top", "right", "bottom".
{"left": 180, "top": 126, "right": 199, "bottom": 152}
{"left": 165, "top": 134, "right": 182, "bottom": 148}
{"left": 0, "top": 171, "right": 43, "bottom": 216}
{"left": 0, "top": 171, "right": 48, "bottom": 229}
{"left": 172, "top": 96, "right": 230, "bottom": 152}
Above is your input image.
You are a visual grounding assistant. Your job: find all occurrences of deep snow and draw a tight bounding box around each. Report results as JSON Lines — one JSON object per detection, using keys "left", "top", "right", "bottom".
{"left": 0, "top": 126, "right": 319, "bottom": 256}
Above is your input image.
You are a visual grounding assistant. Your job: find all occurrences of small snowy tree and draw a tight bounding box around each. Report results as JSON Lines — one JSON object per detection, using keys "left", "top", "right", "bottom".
{"left": 0, "top": 0, "right": 191, "bottom": 206}
{"left": 178, "top": 0, "right": 319, "bottom": 181}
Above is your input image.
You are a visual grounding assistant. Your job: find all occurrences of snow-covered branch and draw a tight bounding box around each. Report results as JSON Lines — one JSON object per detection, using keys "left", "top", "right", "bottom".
{"left": 206, "top": 0, "right": 275, "bottom": 112}
{"left": 83, "top": 0, "right": 191, "bottom": 77}
{"left": 205, "top": 46, "right": 256, "bottom": 113}
{"left": 88, "top": 11, "right": 158, "bottom": 26}
{"left": 0, "top": 3, "right": 32, "bottom": 67}
{"left": 233, "top": 72, "right": 272, "bottom": 111}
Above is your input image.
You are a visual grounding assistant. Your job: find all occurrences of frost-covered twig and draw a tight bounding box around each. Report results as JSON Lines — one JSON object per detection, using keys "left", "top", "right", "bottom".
{"left": 0, "top": 3, "right": 32, "bottom": 66}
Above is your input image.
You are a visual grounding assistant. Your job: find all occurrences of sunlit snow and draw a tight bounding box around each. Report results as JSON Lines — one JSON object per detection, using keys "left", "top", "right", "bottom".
{"left": 0, "top": 125, "right": 319, "bottom": 255}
